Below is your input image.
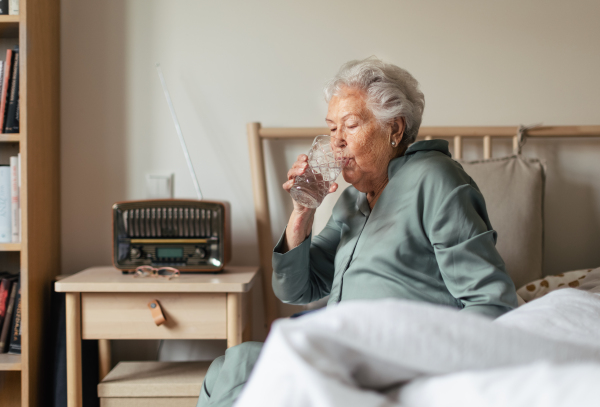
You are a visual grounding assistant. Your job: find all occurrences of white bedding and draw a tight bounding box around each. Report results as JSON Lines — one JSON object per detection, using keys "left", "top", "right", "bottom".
{"left": 235, "top": 289, "right": 600, "bottom": 407}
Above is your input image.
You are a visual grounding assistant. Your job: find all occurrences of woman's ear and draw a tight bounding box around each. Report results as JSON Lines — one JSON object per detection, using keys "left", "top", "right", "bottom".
{"left": 390, "top": 117, "right": 406, "bottom": 146}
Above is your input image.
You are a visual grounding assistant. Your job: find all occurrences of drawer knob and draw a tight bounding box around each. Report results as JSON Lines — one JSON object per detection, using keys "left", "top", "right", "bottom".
{"left": 148, "top": 300, "right": 166, "bottom": 326}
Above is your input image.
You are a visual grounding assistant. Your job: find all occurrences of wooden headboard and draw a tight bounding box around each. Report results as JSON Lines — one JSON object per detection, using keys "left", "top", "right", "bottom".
{"left": 247, "top": 123, "right": 600, "bottom": 328}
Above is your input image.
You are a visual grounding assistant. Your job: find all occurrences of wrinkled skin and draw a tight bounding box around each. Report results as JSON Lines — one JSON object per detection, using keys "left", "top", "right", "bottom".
{"left": 281, "top": 86, "right": 406, "bottom": 252}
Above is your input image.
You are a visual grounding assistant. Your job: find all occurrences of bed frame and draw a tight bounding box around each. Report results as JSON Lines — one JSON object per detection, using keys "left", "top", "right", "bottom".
{"left": 247, "top": 123, "right": 600, "bottom": 328}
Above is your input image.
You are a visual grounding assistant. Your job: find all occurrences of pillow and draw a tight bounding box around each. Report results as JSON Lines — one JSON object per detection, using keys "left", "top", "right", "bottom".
{"left": 314, "top": 154, "right": 546, "bottom": 291}
{"left": 460, "top": 155, "right": 546, "bottom": 290}
{"left": 517, "top": 267, "right": 600, "bottom": 302}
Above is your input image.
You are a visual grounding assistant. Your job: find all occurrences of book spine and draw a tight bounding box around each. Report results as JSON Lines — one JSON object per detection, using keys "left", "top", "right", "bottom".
{"left": 13, "top": 88, "right": 18, "bottom": 130}
{"left": 0, "top": 281, "right": 16, "bottom": 352}
{"left": 0, "top": 0, "right": 8, "bottom": 15}
{"left": 7, "top": 279, "right": 20, "bottom": 354}
{"left": 10, "top": 156, "right": 18, "bottom": 242}
{"left": 0, "top": 61, "right": 4, "bottom": 101}
{"left": 0, "top": 49, "right": 13, "bottom": 132}
{"left": 8, "top": 0, "right": 17, "bottom": 15}
{"left": 4, "top": 50, "right": 18, "bottom": 133}
{"left": 0, "top": 166, "right": 10, "bottom": 242}
{"left": 0, "top": 278, "right": 9, "bottom": 329}
{"left": 17, "top": 153, "right": 20, "bottom": 240}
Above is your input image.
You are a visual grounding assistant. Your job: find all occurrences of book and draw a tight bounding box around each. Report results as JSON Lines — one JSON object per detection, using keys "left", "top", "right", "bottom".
{"left": 10, "top": 156, "right": 18, "bottom": 242}
{"left": 0, "top": 0, "right": 8, "bottom": 15}
{"left": 0, "top": 49, "right": 13, "bottom": 132}
{"left": 13, "top": 84, "right": 18, "bottom": 130}
{"left": 0, "top": 278, "right": 12, "bottom": 329}
{"left": 0, "top": 165, "right": 11, "bottom": 242}
{"left": 4, "top": 49, "right": 19, "bottom": 133}
{"left": 0, "top": 281, "right": 16, "bottom": 352}
{"left": 17, "top": 153, "right": 20, "bottom": 239}
{"left": 0, "top": 61, "right": 4, "bottom": 99}
{"left": 8, "top": 0, "right": 17, "bottom": 15}
{"left": 7, "top": 278, "right": 20, "bottom": 354}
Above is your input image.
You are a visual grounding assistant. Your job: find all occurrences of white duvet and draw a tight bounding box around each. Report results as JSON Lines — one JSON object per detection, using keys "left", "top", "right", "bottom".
{"left": 235, "top": 289, "right": 600, "bottom": 407}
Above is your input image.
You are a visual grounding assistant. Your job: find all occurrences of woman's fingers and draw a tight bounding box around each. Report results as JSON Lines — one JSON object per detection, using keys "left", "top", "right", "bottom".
{"left": 286, "top": 167, "right": 305, "bottom": 182}
{"left": 283, "top": 154, "right": 310, "bottom": 193}
{"left": 282, "top": 179, "right": 295, "bottom": 192}
{"left": 287, "top": 156, "right": 309, "bottom": 180}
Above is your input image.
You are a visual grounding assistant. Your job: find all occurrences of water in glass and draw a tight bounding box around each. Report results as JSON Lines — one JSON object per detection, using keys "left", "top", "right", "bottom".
{"left": 290, "top": 135, "right": 347, "bottom": 209}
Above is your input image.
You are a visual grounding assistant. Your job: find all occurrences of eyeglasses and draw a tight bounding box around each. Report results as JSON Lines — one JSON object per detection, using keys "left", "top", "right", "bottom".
{"left": 133, "top": 266, "right": 180, "bottom": 280}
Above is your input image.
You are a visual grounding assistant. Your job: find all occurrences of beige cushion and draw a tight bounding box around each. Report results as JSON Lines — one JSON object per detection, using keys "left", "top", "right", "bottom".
{"left": 461, "top": 156, "right": 545, "bottom": 289}
{"left": 517, "top": 267, "right": 600, "bottom": 302}
{"left": 313, "top": 155, "right": 546, "bottom": 290}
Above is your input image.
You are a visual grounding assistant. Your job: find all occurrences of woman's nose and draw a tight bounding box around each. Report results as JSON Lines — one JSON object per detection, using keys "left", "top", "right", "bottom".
{"left": 331, "top": 134, "right": 346, "bottom": 148}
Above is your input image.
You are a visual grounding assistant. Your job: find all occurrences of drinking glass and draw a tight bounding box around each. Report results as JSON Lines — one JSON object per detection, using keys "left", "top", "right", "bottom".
{"left": 290, "top": 135, "right": 347, "bottom": 209}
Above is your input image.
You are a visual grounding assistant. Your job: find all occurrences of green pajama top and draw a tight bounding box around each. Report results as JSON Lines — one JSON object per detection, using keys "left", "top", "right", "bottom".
{"left": 272, "top": 140, "right": 518, "bottom": 318}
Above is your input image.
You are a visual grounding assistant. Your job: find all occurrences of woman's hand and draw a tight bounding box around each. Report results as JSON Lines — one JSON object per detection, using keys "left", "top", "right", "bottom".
{"left": 283, "top": 154, "right": 339, "bottom": 210}
{"left": 281, "top": 154, "right": 338, "bottom": 252}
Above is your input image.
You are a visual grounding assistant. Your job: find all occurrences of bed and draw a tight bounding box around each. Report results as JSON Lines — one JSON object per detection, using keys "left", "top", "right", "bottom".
{"left": 243, "top": 124, "right": 600, "bottom": 406}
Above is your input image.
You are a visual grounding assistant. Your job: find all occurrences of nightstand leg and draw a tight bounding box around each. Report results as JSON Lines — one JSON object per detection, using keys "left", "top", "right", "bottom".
{"left": 98, "top": 339, "right": 112, "bottom": 380}
{"left": 227, "top": 293, "right": 242, "bottom": 348}
{"left": 66, "top": 293, "right": 82, "bottom": 407}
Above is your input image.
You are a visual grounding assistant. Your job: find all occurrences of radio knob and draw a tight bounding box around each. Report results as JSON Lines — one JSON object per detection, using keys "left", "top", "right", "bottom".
{"left": 195, "top": 247, "right": 207, "bottom": 259}
{"left": 130, "top": 247, "right": 142, "bottom": 259}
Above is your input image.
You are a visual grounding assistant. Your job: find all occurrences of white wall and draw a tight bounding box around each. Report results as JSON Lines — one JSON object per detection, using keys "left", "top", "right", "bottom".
{"left": 61, "top": 0, "right": 600, "bottom": 363}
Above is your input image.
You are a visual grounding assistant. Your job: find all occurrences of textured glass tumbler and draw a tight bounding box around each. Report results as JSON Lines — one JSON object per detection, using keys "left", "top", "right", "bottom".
{"left": 290, "top": 135, "right": 347, "bottom": 209}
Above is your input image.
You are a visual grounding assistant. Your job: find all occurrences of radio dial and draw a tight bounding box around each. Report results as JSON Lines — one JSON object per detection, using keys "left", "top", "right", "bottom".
{"left": 195, "top": 247, "right": 207, "bottom": 259}
{"left": 130, "top": 247, "right": 143, "bottom": 259}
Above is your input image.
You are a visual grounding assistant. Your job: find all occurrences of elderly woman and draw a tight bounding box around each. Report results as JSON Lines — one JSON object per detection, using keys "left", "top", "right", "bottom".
{"left": 197, "top": 57, "right": 518, "bottom": 407}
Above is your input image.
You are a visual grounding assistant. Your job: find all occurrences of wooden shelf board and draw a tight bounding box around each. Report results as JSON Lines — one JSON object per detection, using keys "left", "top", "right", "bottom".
{"left": 0, "top": 15, "right": 19, "bottom": 38}
{"left": 0, "top": 353, "right": 21, "bottom": 371}
{"left": 0, "top": 134, "right": 20, "bottom": 142}
{"left": 0, "top": 15, "right": 19, "bottom": 23}
{"left": 0, "top": 243, "right": 21, "bottom": 251}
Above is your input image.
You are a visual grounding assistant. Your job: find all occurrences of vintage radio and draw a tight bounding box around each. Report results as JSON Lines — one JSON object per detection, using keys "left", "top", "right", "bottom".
{"left": 112, "top": 200, "right": 231, "bottom": 272}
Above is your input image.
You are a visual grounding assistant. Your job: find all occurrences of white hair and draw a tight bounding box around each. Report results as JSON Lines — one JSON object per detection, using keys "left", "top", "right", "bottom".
{"left": 324, "top": 56, "right": 425, "bottom": 146}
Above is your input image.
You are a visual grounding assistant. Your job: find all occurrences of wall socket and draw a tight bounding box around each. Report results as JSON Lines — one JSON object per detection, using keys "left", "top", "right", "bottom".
{"left": 146, "top": 174, "right": 174, "bottom": 199}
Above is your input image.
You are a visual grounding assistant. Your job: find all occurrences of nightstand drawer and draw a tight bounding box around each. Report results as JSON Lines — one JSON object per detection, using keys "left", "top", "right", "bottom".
{"left": 81, "top": 293, "right": 227, "bottom": 339}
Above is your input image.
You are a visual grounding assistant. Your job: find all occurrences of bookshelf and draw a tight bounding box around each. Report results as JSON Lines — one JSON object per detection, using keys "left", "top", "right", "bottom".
{"left": 0, "top": 243, "right": 20, "bottom": 251}
{"left": 0, "top": 1, "right": 60, "bottom": 407}
{"left": 0, "top": 353, "right": 21, "bottom": 371}
{"left": 0, "top": 134, "right": 19, "bottom": 142}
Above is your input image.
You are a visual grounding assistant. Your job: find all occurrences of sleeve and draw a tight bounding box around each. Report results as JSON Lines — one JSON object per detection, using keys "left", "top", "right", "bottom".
{"left": 271, "top": 215, "right": 341, "bottom": 305}
{"left": 428, "top": 183, "right": 518, "bottom": 319}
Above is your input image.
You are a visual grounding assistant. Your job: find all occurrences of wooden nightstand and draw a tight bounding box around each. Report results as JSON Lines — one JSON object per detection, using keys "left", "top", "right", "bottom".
{"left": 54, "top": 266, "right": 258, "bottom": 407}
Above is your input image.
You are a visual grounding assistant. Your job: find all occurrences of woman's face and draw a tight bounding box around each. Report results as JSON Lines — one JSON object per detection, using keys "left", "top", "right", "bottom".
{"left": 326, "top": 87, "right": 395, "bottom": 193}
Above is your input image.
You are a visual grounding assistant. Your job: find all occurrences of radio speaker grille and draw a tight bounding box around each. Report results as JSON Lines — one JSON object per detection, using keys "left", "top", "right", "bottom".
{"left": 122, "top": 207, "right": 219, "bottom": 238}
